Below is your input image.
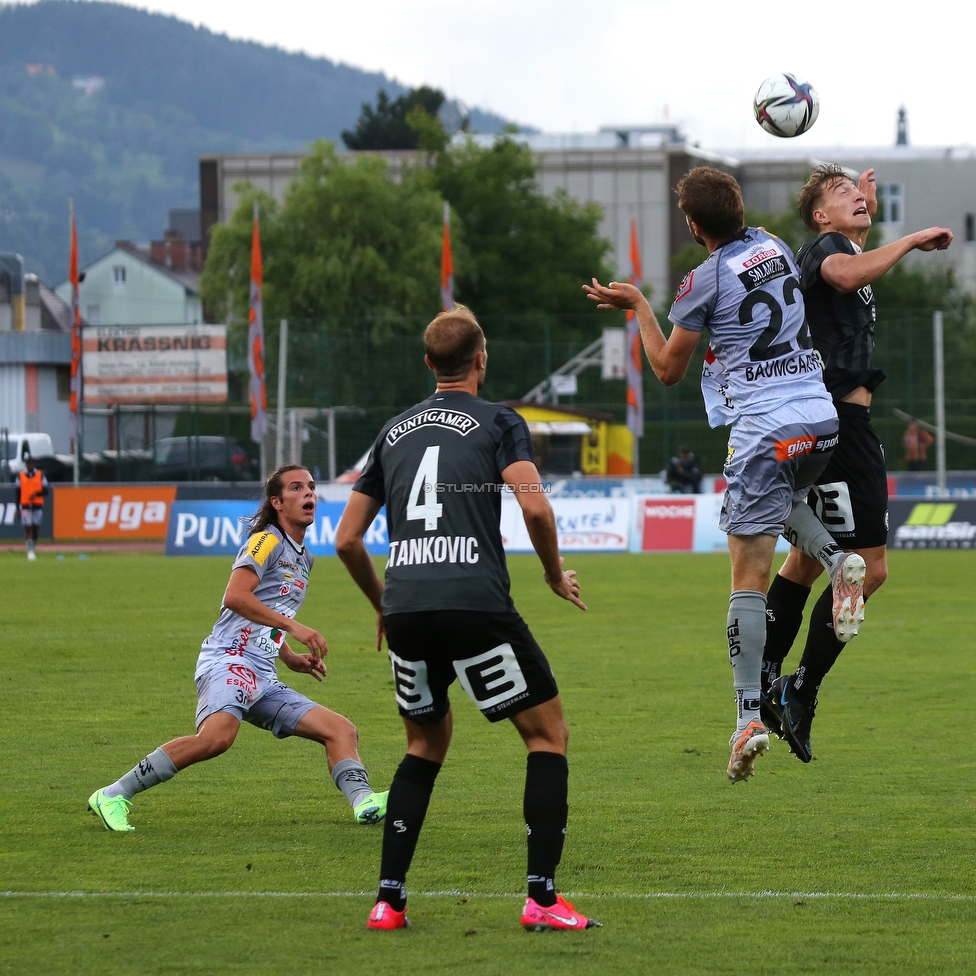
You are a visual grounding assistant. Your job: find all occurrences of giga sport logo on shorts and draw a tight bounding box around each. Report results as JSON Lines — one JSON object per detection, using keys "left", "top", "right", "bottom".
{"left": 775, "top": 432, "right": 838, "bottom": 462}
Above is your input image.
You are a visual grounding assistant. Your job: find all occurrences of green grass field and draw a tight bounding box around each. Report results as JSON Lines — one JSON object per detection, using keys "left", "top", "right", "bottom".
{"left": 1, "top": 549, "right": 974, "bottom": 975}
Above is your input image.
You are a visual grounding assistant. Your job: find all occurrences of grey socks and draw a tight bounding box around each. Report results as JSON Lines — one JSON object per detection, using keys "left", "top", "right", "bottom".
{"left": 728, "top": 590, "right": 767, "bottom": 731}
{"left": 104, "top": 747, "right": 178, "bottom": 800}
{"left": 331, "top": 758, "right": 373, "bottom": 810}
{"left": 783, "top": 502, "right": 844, "bottom": 576}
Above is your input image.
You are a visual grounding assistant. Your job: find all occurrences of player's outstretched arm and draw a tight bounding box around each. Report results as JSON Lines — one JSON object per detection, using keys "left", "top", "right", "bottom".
{"left": 821, "top": 227, "right": 953, "bottom": 293}
{"left": 222, "top": 566, "right": 328, "bottom": 656}
{"left": 336, "top": 490, "right": 387, "bottom": 649}
{"left": 583, "top": 278, "right": 699, "bottom": 386}
{"left": 502, "top": 460, "right": 586, "bottom": 611}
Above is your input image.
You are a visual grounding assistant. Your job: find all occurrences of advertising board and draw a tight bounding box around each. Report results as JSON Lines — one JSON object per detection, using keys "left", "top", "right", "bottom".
{"left": 53, "top": 485, "right": 177, "bottom": 539}
{"left": 889, "top": 499, "right": 976, "bottom": 549}
{"left": 82, "top": 324, "right": 227, "bottom": 405}
{"left": 0, "top": 485, "right": 54, "bottom": 539}
{"left": 165, "top": 500, "right": 389, "bottom": 556}
{"left": 500, "top": 496, "right": 631, "bottom": 552}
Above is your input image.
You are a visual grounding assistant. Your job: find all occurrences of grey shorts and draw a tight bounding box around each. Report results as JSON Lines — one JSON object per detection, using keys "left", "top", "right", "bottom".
{"left": 720, "top": 404, "right": 839, "bottom": 537}
{"left": 20, "top": 507, "right": 43, "bottom": 526}
{"left": 194, "top": 664, "right": 318, "bottom": 738}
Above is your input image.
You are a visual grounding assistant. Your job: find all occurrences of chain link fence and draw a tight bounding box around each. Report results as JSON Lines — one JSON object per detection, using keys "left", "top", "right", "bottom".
{"left": 76, "top": 307, "right": 976, "bottom": 480}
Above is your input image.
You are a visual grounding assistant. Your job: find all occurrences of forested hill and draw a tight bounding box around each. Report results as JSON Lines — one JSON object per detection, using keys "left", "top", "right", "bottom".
{"left": 0, "top": 0, "right": 511, "bottom": 283}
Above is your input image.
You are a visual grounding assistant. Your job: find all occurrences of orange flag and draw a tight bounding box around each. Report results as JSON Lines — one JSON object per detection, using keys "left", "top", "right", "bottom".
{"left": 248, "top": 202, "right": 268, "bottom": 442}
{"left": 69, "top": 204, "right": 81, "bottom": 441}
{"left": 440, "top": 201, "right": 454, "bottom": 311}
{"left": 625, "top": 219, "right": 644, "bottom": 439}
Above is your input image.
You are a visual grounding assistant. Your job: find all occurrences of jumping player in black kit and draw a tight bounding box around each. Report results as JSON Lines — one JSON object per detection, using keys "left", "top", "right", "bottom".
{"left": 336, "top": 305, "right": 599, "bottom": 933}
{"left": 762, "top": 164, "right": 953, "bottom": 761}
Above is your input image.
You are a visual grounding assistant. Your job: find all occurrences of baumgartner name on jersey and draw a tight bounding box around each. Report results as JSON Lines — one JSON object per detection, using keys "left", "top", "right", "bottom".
{"left": 670, "top": 229, "right": 831, "bottom": 428}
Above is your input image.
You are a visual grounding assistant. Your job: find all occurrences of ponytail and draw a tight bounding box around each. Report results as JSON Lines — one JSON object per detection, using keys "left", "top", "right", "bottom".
{"left": 248, "top": 463, "right": 309, "bottom": 534}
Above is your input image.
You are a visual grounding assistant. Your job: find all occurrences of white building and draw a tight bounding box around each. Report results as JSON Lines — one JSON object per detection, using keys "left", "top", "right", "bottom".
{"left": 54, "top": 240, "right": 202, "bottom": 327}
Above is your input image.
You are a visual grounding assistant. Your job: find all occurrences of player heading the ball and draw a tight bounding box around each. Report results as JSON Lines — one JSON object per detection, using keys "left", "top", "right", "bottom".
{"left": 585, "top": 167, "right": 865, "bottom": 784}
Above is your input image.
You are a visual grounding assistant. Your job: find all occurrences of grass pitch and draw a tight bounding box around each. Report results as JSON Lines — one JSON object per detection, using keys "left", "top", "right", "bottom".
{"left": 1, "top": 549, "right": 974, "bottom": 975}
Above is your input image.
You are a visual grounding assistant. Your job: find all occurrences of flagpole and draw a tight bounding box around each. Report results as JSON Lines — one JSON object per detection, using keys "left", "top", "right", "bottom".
{"left": 69, "top": 199, "right": 82, "bottom": 486}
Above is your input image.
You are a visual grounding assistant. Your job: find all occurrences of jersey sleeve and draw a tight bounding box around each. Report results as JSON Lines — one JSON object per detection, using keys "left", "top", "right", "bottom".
{"left": 494, "top": 407, "right": 535, "bottom": 474}
{"left": 233, "top": 529, "right": 282, "bottom": 582}
{"left": 668, "top": 261, "right": 718, "bottom": 333}
{"left": 352, "top": 432, "right": 386, "bottom": 502}
{"left": 798, "top": 232, "right": 854, "bottom": 284}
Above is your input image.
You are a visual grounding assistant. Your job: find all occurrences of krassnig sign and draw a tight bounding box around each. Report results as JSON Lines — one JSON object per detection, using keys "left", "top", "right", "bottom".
{"left": 165, "top": 500, "right": 389, "bottom": 556}
{"left": 83, "top": 324, "right": 227, "bottom": 405}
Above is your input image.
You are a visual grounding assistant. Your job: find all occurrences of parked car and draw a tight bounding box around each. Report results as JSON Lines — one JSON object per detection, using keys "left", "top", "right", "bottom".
{"left": 1, "top": 432, "right": 75, "bottom": 482}
{"left": 152, "top": 436, "right": 258, "bottom": 482}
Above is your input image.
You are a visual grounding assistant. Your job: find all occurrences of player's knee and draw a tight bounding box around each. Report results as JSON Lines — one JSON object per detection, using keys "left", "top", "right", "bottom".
{"left": 199, "top": 730, "right": 236, "bottom": 758}
{"left": 866, "top": 562, "right": 888, "bottom": 595}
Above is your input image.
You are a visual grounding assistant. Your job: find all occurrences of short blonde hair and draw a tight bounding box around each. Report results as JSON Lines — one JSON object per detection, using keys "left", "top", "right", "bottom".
{"left": 423, "top": 304, "right": 485, "bottom": 381}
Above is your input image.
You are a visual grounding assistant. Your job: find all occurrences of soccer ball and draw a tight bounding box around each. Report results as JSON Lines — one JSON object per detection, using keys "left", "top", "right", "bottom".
{"left": 753, "top": 73, "right": 819, "bottom": 138}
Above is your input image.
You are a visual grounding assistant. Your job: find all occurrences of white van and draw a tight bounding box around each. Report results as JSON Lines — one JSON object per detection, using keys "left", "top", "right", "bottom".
{"left": 2, "top": 432, "right": 55, "bottom": 478}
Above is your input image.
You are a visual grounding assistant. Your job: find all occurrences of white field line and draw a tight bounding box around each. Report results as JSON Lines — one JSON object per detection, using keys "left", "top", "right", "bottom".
{"left": 2, "top": 890, "right": 975, "bottom": 901}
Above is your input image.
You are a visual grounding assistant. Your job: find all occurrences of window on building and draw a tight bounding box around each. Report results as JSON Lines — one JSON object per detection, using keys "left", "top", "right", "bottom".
{"left": 112, "top": 265, "right": 127, "bottom": 285}
{"left": 966, "top": 213, "right": 975, "bottom": 243}
{"left": 57, "top": 366, "right": 70, "bottom": 401}
{"left": 86, "top": 304, "right": 101, "bottom": 324}
{"left": 879, "top": 183, "right": 903, "bottom": 224}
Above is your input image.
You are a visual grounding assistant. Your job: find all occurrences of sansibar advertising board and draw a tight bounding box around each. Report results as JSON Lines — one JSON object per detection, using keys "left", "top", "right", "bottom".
{"left": 82, "top": 324, "right": 227, "bottom": 405}
{"left": 165, "top": 500, "right": 389, "bottom": 556}
{"left": 53, "top": 486, "right": 177, "bottom": 539}
{"left": 889, "top": 499, "right": 976, "bottom": 549}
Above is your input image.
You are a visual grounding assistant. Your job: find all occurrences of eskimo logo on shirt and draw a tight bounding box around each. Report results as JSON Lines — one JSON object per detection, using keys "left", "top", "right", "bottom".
{"left": 386, "top": 409, "right": 480, "bottom": 446}
{"left": 248, "top": 532, "right": 279, "bottom": 566}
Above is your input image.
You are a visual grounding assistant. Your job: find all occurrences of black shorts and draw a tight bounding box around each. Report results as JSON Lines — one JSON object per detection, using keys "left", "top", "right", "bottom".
{"left": 806, "top": 402, "right": 889, "bottom": 549}
{"left": 383, "top": 610, "right": 559, "bottom": 725}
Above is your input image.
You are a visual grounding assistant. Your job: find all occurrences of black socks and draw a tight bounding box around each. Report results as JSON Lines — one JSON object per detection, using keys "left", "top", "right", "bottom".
{"left": 377, "top": 754, "right": 441, "bottom": 912}
{"left": 790, "top": 584, "right": 845, "bottom": 701}
{"left": 762, "top": 574, "right": 812, "bottom": 691}
{"left": 524, "top": 751, "right": 568, "bottom": 908}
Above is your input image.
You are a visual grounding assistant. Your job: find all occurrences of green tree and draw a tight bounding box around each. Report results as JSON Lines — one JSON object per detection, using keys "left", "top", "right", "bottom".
{"left": 433, "top": 136, "right": 614, "bottom": 337}
{"left": 200, "top": 141, "right": 448, "bottom": 329}
{"left": 341, "top": 86, "right": 446, "bottom": 150}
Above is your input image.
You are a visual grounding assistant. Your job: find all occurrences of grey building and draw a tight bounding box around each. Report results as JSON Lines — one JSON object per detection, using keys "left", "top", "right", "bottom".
{"left": 0, "top": 255, "right": 73, "bottom": 452}
{"left": 198, "top": 128, "right": 976, "bottom": 302}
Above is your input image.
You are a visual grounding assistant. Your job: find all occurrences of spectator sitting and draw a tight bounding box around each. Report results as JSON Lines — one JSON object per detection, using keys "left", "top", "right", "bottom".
{"left": 667, "top": 447, "right": 703, "bottom": 494}
{"left": 903, "top": 419, "right": 934, "bottom": 472}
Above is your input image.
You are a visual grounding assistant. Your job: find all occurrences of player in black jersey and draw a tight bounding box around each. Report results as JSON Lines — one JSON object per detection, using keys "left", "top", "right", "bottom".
{"left": 762, "top": 163, "right": 953, "bottom": 762}
{"left": 336, "top": 305, "right": 599, "bottom": 933}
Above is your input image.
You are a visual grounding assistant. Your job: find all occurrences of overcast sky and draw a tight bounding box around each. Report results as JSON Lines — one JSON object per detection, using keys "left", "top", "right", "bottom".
{"left": 77, "top": 0, "right": 976, "bottom": 148}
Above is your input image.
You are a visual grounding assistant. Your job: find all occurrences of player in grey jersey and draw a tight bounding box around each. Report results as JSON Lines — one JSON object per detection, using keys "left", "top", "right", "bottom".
{"left": 87, "top": 464, "right": 387, "bottom": 832}
{"left": 585, "top": 166, "right": 866, "bottom": 783}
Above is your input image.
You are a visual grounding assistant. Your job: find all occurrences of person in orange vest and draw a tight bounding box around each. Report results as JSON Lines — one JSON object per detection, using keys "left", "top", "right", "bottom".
{"left": 903, "top": 419, "right": 934, "bottom": 472}
{"left": 17, "top": 454, "right": 49, "bottom": 561}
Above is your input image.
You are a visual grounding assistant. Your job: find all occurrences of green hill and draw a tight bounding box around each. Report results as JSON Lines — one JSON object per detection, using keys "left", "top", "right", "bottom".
{"left": 0, "top": 0, "right": 513, "bottom": 283}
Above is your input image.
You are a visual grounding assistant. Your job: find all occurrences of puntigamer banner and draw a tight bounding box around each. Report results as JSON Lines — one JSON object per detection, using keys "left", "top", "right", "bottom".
{"left": 165, "top": 500, "right": 389, "bottom": 556}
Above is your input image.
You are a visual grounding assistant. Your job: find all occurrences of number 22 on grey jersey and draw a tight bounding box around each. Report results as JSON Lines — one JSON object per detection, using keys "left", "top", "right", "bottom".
{"left": 669, "top": 228, "right": 830, "bottom": 427}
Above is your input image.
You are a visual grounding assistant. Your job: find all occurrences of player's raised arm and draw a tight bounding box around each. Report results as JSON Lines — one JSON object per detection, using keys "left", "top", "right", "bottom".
{"left": 820, "top": 227, "right": 953, "bottom": 294}
{"left": 583, "top": 278, "right": 700, "bottom": 386}
{"left": 502, "top": 460, "right": 586, "bottom": 611}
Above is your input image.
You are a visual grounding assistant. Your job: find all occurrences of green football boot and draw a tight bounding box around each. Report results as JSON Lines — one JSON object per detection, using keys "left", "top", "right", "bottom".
{"left": 88, "top": 788, "right": 135, "bottom": 831}
{"left": 354, "top": 790, "right": 389, "bottom": 825}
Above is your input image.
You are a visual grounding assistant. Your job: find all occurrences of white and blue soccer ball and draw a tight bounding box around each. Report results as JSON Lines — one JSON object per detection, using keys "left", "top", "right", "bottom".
{"left": 753, "top": 73, "right": 819, "bottom": 138}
